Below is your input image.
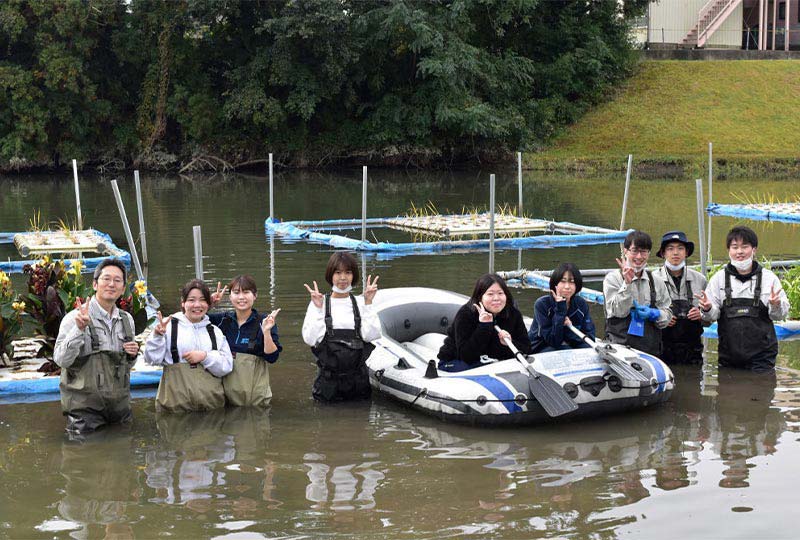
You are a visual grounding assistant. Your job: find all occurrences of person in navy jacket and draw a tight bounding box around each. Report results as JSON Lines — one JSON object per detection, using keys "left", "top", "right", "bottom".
{"left": 528, "top": 263, "right": 596, "bottom": 353}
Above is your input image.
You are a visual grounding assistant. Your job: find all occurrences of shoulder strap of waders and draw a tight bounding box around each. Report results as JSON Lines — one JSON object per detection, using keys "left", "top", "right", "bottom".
{"left": 753, "top": 269, "right": 763, "bottom": 307}
{"left": 724, "top": 269, "right": 733, "bottom": 306}
{"left": 87, "top": 323, "right": 101, "bottom": 352}
{"left": 323, "top": 294, "right": 334, "bottom": 338}
{"left": 685, "top": 274, "right": 693, "bottom": 301}
{"left": 170, "top": 318, "right": 180, "bottom": 364}
{"left": 206, "top": 324, "right": 218, "bottom": 350}
{"left": 350, "top": 293, "right": 364, "bottom": 340}
{"left": 120, "top": 314, "right": 134, "bottom": 343}
{"left": 646, "top": 270, "right": 657, "bottom": 308}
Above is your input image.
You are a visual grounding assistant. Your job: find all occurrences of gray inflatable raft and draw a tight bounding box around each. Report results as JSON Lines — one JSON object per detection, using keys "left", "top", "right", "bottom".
{"left": 367, "top": 288, "right": 674, "bottom": 426}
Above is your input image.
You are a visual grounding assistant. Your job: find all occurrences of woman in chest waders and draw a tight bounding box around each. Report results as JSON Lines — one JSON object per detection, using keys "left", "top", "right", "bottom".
{"left": 302, "top": 252, "right": 381, "bottom": 402}
{"left": 208, "top": 274, "right": 282, "bottom": 407}
{"left": 144, "top": 279, "right": 233, "bottom": 412}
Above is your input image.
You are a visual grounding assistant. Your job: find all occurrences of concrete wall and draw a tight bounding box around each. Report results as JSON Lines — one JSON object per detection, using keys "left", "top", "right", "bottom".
{"left": 649, "top": 0, "right": 744, "bottom": 48}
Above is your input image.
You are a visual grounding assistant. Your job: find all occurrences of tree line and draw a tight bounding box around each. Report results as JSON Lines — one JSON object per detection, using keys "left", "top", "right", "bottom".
{"left": 0, "top": 0, "right": 648, "bottom": 172}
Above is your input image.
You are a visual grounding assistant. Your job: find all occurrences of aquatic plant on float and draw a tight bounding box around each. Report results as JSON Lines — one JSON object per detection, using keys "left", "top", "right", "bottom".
{"left": 780, "top": 266, "right": 800, "bottom": 320}
{"left": 116, "top": 279, "right": 153, "bottom": 334}
{"left": 0, "top": 271, "right": 26, "bottom": 363}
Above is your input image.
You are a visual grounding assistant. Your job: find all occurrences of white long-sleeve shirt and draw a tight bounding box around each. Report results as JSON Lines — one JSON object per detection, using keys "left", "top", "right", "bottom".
{"left": 704, "top": 266, "right": 790, "bottom": 322}
{"left": 54, "top": 297, "right": 134, "bottom": 369}
{"left": 302, "top": 296, "right": 382, "bottom": 347}
{"left": 603, "top": 269, "right": 673, "bottom": 328}
{"left": 144, "top": 312, "right": 233, "bottom": 377}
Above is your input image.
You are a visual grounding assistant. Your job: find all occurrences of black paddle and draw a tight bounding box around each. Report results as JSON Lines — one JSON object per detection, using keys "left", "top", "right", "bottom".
{"left": 495, "top": 326, "right": 578, "bottom": 417}
{"left": 567, "top": 325, "right": 650, "bottom": 383}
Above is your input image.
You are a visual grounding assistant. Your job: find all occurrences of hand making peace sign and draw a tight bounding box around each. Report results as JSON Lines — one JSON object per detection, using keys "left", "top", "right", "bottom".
{"left": 615, "top": 257, "right": 635, "bottom": 284}
{"left": 769, "top": 283, "right": 783, "bottom": 307}
{"left": 363, "top": 275, "right": 379, "bottom": 305}
{"left": 304, "top": 281, "right": 324, "bottom": 309}
{"left": 261, "top": 308, "right": 281, "bottom": 332}
{"left": 474, "top": 302, "right": 493, "bottom": 323}
{"left": 210, "top": 281, "right": 227, "bottom": 306}
{"left": 74, "top": 296, "right": 91, "bottom": 331}
{"left": 153, "top": 311, "right": 172, "bottom": 336}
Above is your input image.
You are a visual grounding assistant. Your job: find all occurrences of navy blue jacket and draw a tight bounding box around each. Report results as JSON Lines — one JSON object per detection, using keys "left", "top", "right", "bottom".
{"left": 528, "top": 295, "right": 595, "bottom": 353}
{"left": 208, "top": 309, "right": 281, "bottom": 363}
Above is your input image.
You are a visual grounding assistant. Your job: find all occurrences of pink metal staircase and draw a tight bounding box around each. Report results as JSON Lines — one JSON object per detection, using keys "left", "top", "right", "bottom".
{"left": 682, "top": 0, "right": 743, "bottom": 48}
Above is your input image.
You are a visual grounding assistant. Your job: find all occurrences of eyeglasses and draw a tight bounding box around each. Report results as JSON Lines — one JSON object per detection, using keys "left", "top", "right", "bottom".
{"left": 627, "top": 248, "right": 650, "bottom": 256}
{"left": 98, "top": 276, "right": 124, "bottom": 284}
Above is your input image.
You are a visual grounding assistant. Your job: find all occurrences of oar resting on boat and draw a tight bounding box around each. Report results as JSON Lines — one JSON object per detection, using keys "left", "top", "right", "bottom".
{"left": 495, "top": 326, "right": 578, "bottom": 417}
{"left": 567, "top": 324, "right": 650, "bottom": 383}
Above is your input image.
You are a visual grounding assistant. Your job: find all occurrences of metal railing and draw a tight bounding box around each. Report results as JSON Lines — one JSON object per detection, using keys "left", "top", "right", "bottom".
{"left": 697, "top": 0, "right": 742, "bottom": 47}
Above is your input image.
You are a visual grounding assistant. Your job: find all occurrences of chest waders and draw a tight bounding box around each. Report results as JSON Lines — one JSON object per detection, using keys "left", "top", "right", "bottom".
{"left": 311, "top": 294, "right": 375, "bottom": 402}
{"left": 662, "top": 276, "right": 704, "bottom": 365}
{"left": 222, "top": 319, "right": 272, "bottom": 408}
{"left": 606, "top": 270, "right": 662, "bottom": 357}
{"left": 156, "top": 319, "right": 225, "bottom": 413}
{"left": 60, "top": 317, "right": 135, "bottom": 433}
{"left": 718, "top": 270, "right": 778, "bottom": 372}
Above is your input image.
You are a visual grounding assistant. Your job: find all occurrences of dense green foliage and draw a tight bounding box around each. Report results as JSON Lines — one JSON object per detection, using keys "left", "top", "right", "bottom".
{"left": 0, "top": 0, "right": 647, "bottom": 171}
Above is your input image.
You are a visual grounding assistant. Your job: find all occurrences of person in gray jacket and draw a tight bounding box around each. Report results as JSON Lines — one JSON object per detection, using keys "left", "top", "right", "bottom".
{"left": 653, "top": 231, "right": 708, "bottom": 365}
{"left": 54, "top": 259, "right": 139, "bottom": 436}
{"left": 603, "top": 230, "right": 672, "bottom": 357}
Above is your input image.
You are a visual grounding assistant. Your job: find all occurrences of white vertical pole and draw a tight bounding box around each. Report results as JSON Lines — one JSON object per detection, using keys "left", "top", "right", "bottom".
{"left": 269, "top": 234, "right": 276, "bottom": 307}
{"left": 72, "top": 159, "right": 82, "bottom": 230}
{"left": 110, "top": 180, "right": 144, "bottom": 281}
{"left": 786, "top": 0, "right": 790, "bottom": 51}
{"left": 362, "top": 166, "right": 368, "bottom": 242}
{"left": 773, "top": 0, "right": 778, "bottom": 50}
{"left": 193, "top": 226, "right": 203, "bottom": 280}
{"left": 695, "top": 179, "right": 708, "bottom": 277}
{"left": 517, "top": 152, "right": 523, "bottom": 217}
{"left": 134, "top": 170, "right": 148, "bottom": 267}
{"left": 489, "top": 174, "right": 496, "bottom": 274}
{"left": 268, "top": 153, "right": 274, "bottom": 221}
{"left": 759, "top": 0, "right": 765, "bottom": 50}
{"left": 707, "top": 143, "right": 713, "bottom": 265}
{"left": 620, "top": 154, "right": 633, "bottom": 230}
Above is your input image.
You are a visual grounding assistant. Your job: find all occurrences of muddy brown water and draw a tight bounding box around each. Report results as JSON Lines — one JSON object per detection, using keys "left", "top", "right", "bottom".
{"left": 1, "top": 171, "right": 799, "bottom": 539}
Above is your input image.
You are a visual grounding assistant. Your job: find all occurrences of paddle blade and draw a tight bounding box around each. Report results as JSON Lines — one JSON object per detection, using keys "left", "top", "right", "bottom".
{"left": 526, "top": 370, "right": 579, "bottom": 417}
{"left": 598, "top": 347, "right": 650, "bottom": 383}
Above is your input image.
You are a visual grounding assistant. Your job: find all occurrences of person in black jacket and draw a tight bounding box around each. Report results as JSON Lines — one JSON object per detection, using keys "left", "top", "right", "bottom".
{"left": 437, "top": 273, "right": 533, "bottom": 372}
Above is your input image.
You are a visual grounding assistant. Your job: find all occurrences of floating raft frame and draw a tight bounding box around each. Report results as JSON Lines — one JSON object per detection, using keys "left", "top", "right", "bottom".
{"left": 265, "top": 216, "right": 630, "bottom": 256}
{"left": 0, "top": 229, "right": 131, "bottom": 274}
{"left": 499, "top": 269, "right": 800, "bottom": 342}
{"left": 707, "top": 202, "right": 800, "bottom": 223}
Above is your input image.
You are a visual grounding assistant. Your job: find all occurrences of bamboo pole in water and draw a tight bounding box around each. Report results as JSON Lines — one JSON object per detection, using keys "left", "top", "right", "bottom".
{"left": 110, "top": 180, "right": 144, "bottom": 281}
{"left": 72, "top": 159, "right": 82, "bottom": 231}
{"left": 619, "top": 154, "right": 632, "bottom": 231}
{"left": 134, "top": 170, "right": 148, "bottom": 268}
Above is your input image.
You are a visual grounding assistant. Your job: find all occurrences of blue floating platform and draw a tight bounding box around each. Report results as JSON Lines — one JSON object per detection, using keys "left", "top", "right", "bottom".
{"left": 0, "top": 229, "right": 131, "bottom": 274}
{"left": 265, "top": 216, "right": 630, "bottom": 259}
{"left": 0, "top": 369, "right": 162, "bottom": 405}
{"left": 707, "top": 202, "right": 800, "bottom": 223}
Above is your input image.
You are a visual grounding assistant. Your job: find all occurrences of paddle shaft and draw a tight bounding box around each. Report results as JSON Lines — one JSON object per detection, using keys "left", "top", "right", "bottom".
{"left": 495, "top": 326, "right": 540, "bottom": 379}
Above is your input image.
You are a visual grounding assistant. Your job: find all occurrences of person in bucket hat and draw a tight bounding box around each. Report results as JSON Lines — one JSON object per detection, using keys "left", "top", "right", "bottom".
{"left": 653, "top": 231, "right": 709, "bottom": 365}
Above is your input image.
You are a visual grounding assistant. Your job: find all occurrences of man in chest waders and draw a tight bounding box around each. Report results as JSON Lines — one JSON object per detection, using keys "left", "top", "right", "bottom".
{"left": 698, "top": 226, "right": 790, "bottom": 373}
{"left": 54, "top": 259, "right": 139, "bottom": 436}
{"left": 653, "top": 231, "right": 710, "bottom": 365}
{"left": 603, "top": 230, "right": 672, "bottom": 357}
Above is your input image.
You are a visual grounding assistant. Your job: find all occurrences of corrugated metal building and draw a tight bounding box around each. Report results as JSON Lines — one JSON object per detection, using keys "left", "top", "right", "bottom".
{"left": 646, "top": 0, "right": 799, "bottom": 49}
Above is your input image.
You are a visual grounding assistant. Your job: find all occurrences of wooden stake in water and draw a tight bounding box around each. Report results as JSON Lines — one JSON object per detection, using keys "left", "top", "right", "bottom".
{"left": 193, "top": 226, "right": 203, "bottom": 280}
{"left": 110, "top": 180, "right": 144, "bottom": 281}
{"left": 134, "top": 170, "right": 148, "bottom": 267}
{"left": 362, "top": 166, "right": 368, "bottom": 242}
{"left": 489, "top": 174, "right": 496, "bottom": 273}
{"left": 619, "top": 154, "right": 632, "bottom": 230}
{"left": 695, "top": 179, "right": 707, "bottom": 277}
{"left": 707, "top": 142, "right": 713, "bottom": 265}
{"left": 268, "top": 153, "right": 274, "bottom": 221}
{"left": 72, "top": 159, "right": 82, "bottom": 230}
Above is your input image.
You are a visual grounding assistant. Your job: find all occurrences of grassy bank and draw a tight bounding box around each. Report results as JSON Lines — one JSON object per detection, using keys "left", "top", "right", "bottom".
{"left": 528, "top": 60, "right": 800, "bottom": 177}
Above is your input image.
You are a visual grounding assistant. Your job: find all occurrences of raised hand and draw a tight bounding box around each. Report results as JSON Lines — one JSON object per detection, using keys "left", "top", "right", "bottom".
{"left": 474, "top": 303, "right": 493, "bottom": 323}
{"left": 364, "top": 275, "right": 379, "bottom": 305}
{"left": 304, "top": 281, "right": 324, "bottom": 309}
{"left": 210, "top": 281, "right": 227, "bottom": 306}
{"left": 551, "top": 289, "right": 566, "bottom": 303}
{"left": 182, "top": 350, "right": 207, "bottom": 365}
{"left": 153, "top": 311, "right": 172, "bottom": 336}
{"left": 262, "top": 308, "right": 281, "bottom": 332}
{"left": 695, "top": 290, "right": 712, "bottom": 312}
{"left": 616, "top": 257, "right": 634, "bottom": 284}
{"left": 769, "top": 283, "right": 783, "bottom": 307}
{"left": 74, "top": 296, "right": 91, "bottom": 330}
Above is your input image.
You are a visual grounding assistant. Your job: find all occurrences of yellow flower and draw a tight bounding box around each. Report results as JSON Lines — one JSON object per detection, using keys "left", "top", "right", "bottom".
{"left": 0, "top": 271, "right": 9, "bottom": 287}
{"left": 69, "top": 260, "right": 83, "bottom": 274}
{"left": 38, "top": 255, "right": 51, "bottom": 267}
{"left": 12, "top": 301, "right": 25, "bottom": 312}
{"left": 134, "top": 280, "right": 147, "bottom": 296}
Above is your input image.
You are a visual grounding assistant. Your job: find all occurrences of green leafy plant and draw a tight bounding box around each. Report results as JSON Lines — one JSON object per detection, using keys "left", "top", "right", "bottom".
{"left": 116, "top": 279, "right": 154, "bottom": 334}
{"left": 780, "top": 266, "right": 800, "bottom": 320}
{"left": 22, "top": 257, "right": 88, "bottom": 346}
{"left": 0, "top": 271, "right": 26, "bottom": 362}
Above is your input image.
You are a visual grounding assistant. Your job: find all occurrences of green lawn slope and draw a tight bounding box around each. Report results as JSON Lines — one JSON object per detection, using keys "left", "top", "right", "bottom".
{"left": 529, "top": 60, "right": 800, "bottom": 176}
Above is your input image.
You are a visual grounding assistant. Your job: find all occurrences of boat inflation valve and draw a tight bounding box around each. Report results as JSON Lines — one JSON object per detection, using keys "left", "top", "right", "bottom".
{"left": 424, "top": 360, "right": 439, "bottom": 379}
{"left": 580, "top": 375, "right": 606, "bottom": 397}
{"left": 375, "top": 369, "right": 385, "bottom": 381}
{"left": 440, "top": 317, "right": 449, "bottom": 328}
{"left": 563, "top": 382, "right": 579, "bottom": 398}
{"left": 606, "top": 375, "right": 623, "bottom": 392}
{"left": 514, "top": 393, "right": 527, "bottom": 406}
{"left": 403, "top": 319, "right": 412, "bottom": 329}
{"left": 476, "top": 395, "right": 487, "bottom": 406}
{"left": 631, "top": 362, "right": 643, "bottom": 372}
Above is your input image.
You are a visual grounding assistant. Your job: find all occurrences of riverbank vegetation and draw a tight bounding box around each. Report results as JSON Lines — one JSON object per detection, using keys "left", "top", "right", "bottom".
{"left": 0, "top": 0, "right": 647, "bottom": 173}
{"left": 529, "top": 60, "right": 800, "bottom": 177}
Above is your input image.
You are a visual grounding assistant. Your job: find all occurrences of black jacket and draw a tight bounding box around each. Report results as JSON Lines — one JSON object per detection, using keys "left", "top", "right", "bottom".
{"left": 437, "top": 302, "right": 533, "bottom": 365}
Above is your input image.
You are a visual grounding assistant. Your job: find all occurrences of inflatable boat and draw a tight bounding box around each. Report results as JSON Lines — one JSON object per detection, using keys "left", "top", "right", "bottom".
{"left": 367, "top": 288, "right": 674, "bottom": 426}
